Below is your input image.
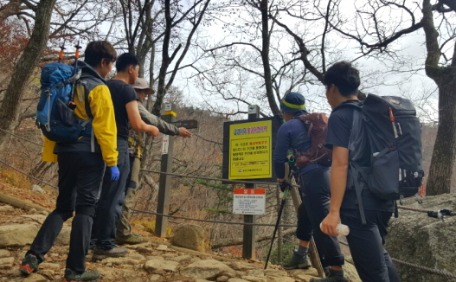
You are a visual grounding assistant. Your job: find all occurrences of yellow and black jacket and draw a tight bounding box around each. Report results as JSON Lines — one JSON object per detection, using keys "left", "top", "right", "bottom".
{"left": 42, "top": 62, "right": 118, "bottom": 166}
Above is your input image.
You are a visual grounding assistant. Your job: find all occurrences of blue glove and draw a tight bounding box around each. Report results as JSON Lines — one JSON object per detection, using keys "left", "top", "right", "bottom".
{"left": 110, "top": 166, "right": 120, "bottom": 181}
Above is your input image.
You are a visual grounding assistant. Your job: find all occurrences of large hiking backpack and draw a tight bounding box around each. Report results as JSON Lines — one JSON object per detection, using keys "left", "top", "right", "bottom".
{"left": 294, "top": 113, "right": 332, "bottom": 168}
{"left": 36, "top": 62, "right": 92, "bottom": 143}
{"left": 348, "top": 94, "right": 424, "bottom": 201}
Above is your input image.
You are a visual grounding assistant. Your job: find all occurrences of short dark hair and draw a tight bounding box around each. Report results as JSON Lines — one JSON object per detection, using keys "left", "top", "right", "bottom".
{"left": 115, "top": 53, "right": 139, "bottom": 72}
{"left": 323, "top": 61, "right": 360, "bottom": 97}
{"left": 84, "top": 41, "right": 117, "bottom": 68}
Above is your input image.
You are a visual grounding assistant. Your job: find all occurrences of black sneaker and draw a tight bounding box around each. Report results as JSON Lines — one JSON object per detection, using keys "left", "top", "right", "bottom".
{"left": 19, "top": 254, "right": 39, "bottom": 275}
{"left": 63, "top": 268, "right": 100, "bottom": 282}
{"left": 283, "top": 250, "right": 312, "bottom": 270}
{"left": 92, "top": 247, "right": 128, "bottom": 261}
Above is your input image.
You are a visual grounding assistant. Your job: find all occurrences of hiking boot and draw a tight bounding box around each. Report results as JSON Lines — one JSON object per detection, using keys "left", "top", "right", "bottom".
{"left": 19, "top": 254, "right": 39, "bottom": 275}
{"left": 283, "top": 250, "right": 311, "bottom": 270}
{"left": 309, "top": 267, "right": 348, "bottom": 282}
{"left": 92, "top": 247, "right": 128, "bottom": 261}
{"left": 63, "top": 268, "right": 100, "bottom": 282}
{"left": 310, "top": 273, "right": 348, "bottom": 282}
{"left": 116, "top": 233, "right": 145, "bottom": 245}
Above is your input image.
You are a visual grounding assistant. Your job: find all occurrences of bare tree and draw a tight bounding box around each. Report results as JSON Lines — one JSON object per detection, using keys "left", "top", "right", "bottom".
{"left": 0, "top": 0, "right": 57, "bottom": 146}
{"left": 326, "top": 0, "right": 456, "bottom": 195}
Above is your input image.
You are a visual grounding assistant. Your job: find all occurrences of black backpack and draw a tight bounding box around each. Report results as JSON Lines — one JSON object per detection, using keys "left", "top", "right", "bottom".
{"left": 343, "top": 95, "right": 424, "bottom": 223}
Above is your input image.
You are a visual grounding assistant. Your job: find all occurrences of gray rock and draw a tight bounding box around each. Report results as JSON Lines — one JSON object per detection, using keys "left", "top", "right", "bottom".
{"left": 171, "top": 224, "right": 206, "bottom": 252}
{"left": 217, "top": 275, "right": 230, "bottom": 282}
{"left": 229, "top": 261, "right": 257, "bottom": 271}
{"left": 54, "top": 225, "right": 71, "bottom": 245}
{"left": 22, "top": 215, "right": 47, "bottom": 224}
{"left": 156, "top": 244, "right": 168, "bottom": 251}
{"left": 0, "top": 224, "right": 38, "bottom": 247}
{"left": 22, "top": 273, "right": 49, "bottom": 282}
{"left": 0, "top": 257, "right": 14, "bottom": 269}
{"left": 0, "top": 249, "right": 11, "bottom": 257}
{"left": 240, "top": 276, "right": 268, "bottom": 282}
{"left": 180, "top": 259, "right": 236, "bottom": 279}
{"left": 245, "top": 269, "right": 264, "bottom": 276}
{"left": 32, "top": 185, "right": 45, "bottom": 193}
{"left": 0, "top": 205, "right": 14, "bottom": 212}
{"left": 144, "top": 256, "right": 179, "bottom": 274}
{"left": 386, "top": 194, "right": 456, "bottom": 282}
{"left": 263, "top": 269, "right": 287, "bottom": 278}
{"left": 39, "top": 263, "right": 60, "bottom": 270}
{"left": 171, "top": 254, "right": 192, "bottom": 263}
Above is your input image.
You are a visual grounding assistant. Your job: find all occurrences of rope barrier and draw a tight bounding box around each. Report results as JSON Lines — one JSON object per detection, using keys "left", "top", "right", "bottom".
{"left": 141, "top": 168, "right": 290, "bottom": 187}
{"left": 0, "top": 127, "right": 42, "bottom": 147}
{"left": 339, "top": 240, "right": 456, "bottom": 279}
{"left": 0, "top": 158, "right": 57, "bottom": 189}
{"left": 132, "top": 208, "right": 297, "bottom": 228}
{"left": 193, "top": 132, "right": 223, "bottom": 146}
{"left": 1, "top": 127, "right": 456, "bottom": 279}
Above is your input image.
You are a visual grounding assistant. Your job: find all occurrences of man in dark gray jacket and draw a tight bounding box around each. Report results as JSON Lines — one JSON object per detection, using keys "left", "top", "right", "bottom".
{"left": 116, "top": 78, "right": 192, "bottom": 244}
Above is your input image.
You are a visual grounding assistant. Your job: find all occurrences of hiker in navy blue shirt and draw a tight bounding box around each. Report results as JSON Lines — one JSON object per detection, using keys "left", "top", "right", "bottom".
{"left": 320, "top": 61, "right": 400, "bottom": 282}
{"left": 273, "top": 92, "right": 346, "bottom": 282}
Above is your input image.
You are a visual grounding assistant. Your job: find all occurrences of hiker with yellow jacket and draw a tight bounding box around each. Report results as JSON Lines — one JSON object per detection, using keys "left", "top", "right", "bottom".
{"left": 20, "top": 41, "right": 118, "bottom": 282}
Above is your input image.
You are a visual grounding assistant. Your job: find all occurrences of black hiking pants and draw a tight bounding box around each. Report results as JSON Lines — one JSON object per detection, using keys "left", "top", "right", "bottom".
{"left": 298, "top": 167, "right": 345, "bottom": 267}
{"left": 341, "top": 209, "right": 400, "bottom": 282}
{"left": 92, "top": 139, "right": 130, "bottom": 250}
{"left": 28, "top": 152, "right": 105, "bottom": 273}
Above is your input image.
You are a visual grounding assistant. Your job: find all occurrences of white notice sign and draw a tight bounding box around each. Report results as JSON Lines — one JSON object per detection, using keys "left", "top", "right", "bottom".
{"left": 233, "top": 188, "right": 266, "bottom": 215}
{"left": 161, "top": 135, "right": 169, "bottom": 155}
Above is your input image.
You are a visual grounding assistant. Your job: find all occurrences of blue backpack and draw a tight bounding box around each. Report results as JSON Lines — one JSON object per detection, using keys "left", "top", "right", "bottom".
{"left": 36, "top": 62, "right": 92, "bottom": 143}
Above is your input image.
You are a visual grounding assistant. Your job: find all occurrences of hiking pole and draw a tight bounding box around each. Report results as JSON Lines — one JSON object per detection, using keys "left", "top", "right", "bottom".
{"left": 264, "top": 186, "right": 290, "bottom": 270}
{"left": 287, "top": 164, "right": 326, "bottom": 278}
{"left": 68, "top": 41, "right": 82, "bottom": 110}
{"left": 58, "top": 41, "right": 65, "bottom": 63}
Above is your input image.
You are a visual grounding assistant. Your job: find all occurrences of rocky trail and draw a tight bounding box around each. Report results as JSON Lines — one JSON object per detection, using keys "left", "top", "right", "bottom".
{"left": 0, "top": 197, "right": 361, "bottom": 282}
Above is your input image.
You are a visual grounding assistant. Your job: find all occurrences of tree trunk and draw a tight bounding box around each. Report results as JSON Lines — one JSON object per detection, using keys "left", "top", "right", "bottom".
{"left": 0, "top": 0, "right": 57, "bottom": 146}
{"left": 425, "top": 69, "right": 456, "bottom": 195}
{"left": 259, "top": 0, "right": 281, "bottom": 116}
{"left": 422, "top": 0, "right": 456, "bottom": 195}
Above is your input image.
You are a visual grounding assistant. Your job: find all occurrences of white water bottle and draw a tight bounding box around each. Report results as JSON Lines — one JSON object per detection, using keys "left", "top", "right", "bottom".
{"left": 320, "top": 223, "right": 350, "bottom": 236}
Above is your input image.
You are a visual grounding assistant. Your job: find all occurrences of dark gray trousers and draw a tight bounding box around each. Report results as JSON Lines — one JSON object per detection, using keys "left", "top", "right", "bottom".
{"left": 341, "top": 209, "right": 400, "bottom": 282}
{"left": 28, "top": 152, "right": 104, "bottom": 273}
{"left": 298, "top": 167, "right": 345, "bottom": 267}
{"left": 92, "top": 139, "right": 130, "bottom": 250}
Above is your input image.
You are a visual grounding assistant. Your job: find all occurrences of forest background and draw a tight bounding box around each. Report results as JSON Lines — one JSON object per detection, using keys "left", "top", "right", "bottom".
{"left": 0, "top": 0, "right": 455, "bottom": 261}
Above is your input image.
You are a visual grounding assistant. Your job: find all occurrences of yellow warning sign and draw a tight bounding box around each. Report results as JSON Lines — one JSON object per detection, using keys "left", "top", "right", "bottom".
{"left": 229, "top": 120, "right": 272, "bottom": 179}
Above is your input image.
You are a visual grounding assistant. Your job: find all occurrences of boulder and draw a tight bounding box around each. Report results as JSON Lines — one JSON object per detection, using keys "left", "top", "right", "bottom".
{"left": 171, "top": 224, "right": 207, "bottom": 252}
{"left": 386, "top": 194, "right": 456, "bottom": 282}
{"left": 180, "top": 259, "right": 236, "bottom": 279}
{"left": 0, "top": 224, "right": 38, "bottom": 247}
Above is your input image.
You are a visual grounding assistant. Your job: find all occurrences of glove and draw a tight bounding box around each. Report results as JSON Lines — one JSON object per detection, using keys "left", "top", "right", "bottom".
{"left": 279, "top": 180, "right": 291, "bottom": 192}
{"left": 109, "top": 166, "right": 120, "bottom": 181}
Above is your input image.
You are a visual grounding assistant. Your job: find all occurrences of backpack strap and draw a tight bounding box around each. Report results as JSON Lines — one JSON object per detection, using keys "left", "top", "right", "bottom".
{"left": 350, "top": 162, "right": 368, "bottom": 225}
{"left": 347, "top": 104, "right": 369, "bottom": 224}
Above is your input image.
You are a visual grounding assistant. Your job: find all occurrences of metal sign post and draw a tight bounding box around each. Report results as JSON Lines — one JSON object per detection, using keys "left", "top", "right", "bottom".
{"left": 242, "top": 105, "right": 260, "bottom": 259}
{"left": 155, "top": 103, "right": 175, "bottom": 237}
{"left": 155, "top": 103, "right": 199, "bottom": 237}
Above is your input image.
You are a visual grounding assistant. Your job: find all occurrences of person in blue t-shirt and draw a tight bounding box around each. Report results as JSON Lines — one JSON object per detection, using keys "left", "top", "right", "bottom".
{"left": 273, "top": 92, "right": 346, "bottom": 282}
{"left": 320, "top": 61, "right": 400, "bottom": 282}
